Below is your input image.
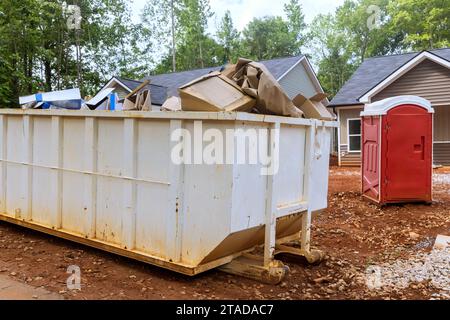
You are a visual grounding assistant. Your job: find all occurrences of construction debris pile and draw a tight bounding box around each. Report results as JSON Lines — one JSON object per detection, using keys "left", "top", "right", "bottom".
{"left": 19, "top": 58, "right": 335, "bottom": 121}
{"left": 168, "top": 58, "right": 334, "bottom": 120}
{"left": 223, "top": 58, "right": 305, "bottom": 117}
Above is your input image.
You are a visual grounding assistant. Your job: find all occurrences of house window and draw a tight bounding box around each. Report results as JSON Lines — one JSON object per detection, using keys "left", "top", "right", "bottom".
{"left": 348, "top": 119, "right": 361, "bottom": 152}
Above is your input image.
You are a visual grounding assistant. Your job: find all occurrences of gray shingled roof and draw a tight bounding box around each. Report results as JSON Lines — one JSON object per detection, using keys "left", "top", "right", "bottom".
{"left": 144, "top": 56, "right": 304, "bottom": 97}
{"left": 116, "top": 77, "right": 168, "bottom": 106}
{"left": 330, "top": 48, "right": 450, "bottom": 107}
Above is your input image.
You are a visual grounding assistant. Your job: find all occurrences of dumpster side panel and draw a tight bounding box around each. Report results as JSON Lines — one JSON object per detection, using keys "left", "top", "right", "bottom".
{"left": 135, "top": 120, "right": 171, "bottom": 257}
{"left": 180, "top": 121, "right": 233, "bottom": 265}
{"left": 274, "top": 125, "right": 307, "bottom": 209}
{"left": 61, "top": 118, "right": 86, "bottom": 235}
{"left": 6, "top": 116, "right": 28, "bottom": 219}
{"left": 230, "top": 121, "right": 269, "bottom": 233}
{"left": 309, "top": 125, "right": 332, "bottom": 212}
{"left": 96, "top": 119, "right": 124, "bottom": 245}
{"left": 31, "top": 117, "right": 53, "bottom": 226}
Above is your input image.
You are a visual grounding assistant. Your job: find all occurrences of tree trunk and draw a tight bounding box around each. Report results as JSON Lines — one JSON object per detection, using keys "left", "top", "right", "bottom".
{"left": 28, "top": 55, "right": 33, "bottom": 93}
{"left": 44, "top": 59, "right": 52, "bottom": 92}
{"left": 199, "top": 40, "right": 204, "bottom": 69}
{"left": 75, "top": 29, "right": 82, "bottom": 92}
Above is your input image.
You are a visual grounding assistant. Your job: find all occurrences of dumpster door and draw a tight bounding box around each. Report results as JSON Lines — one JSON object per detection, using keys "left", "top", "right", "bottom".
{"left": 385, "top": 105, "right": 432, "bottom": 201}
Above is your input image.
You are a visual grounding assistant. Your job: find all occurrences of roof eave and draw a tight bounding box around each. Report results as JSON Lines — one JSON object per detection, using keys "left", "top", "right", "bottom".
{"left": 328, "top": 102, "right": 364, "bottom": 108}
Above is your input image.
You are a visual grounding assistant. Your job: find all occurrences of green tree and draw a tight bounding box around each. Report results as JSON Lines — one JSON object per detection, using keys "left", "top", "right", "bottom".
{"left": 0, "top": 0, "right": 150, "bottom": 105}
{"left": 0, "top": 0, "right": 42, "bottom": 105}
{"left": 388, "top": 0, "right": 450, "bottom": 50}
{"left": 216, "top": 10, "right": 241, "bottom": 64}
{"left": 336, "top": 0, "right": 404, "bottom": 63}
{"left": 242, "top": 17, "right": 298, "bottom": 60}
{"left": 177, "top": 0, "right": 214, "bottom": 69}
{"left": 241, "top": 2, "right": 307, "bottom": 61}
{"left": 144, "top": 0, "right": 221, "bottom": 74}
{"left": 284, "top": 0, "right": 307, "bottom": 55}
{"left": 308, "top": 14, "right": 357, "bottom": 97}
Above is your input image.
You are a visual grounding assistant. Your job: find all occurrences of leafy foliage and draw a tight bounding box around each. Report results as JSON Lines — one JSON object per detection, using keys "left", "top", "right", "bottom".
{"left": 0, "top": 0, "right": 448, "bottom": 105}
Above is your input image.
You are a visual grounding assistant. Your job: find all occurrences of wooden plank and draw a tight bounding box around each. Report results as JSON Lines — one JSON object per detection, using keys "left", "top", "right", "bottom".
{"left": 124, "top": 80, "right": 150, "bottom": 99}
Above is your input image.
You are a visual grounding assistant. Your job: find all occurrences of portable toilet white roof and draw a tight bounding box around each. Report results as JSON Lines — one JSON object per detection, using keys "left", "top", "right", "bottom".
{"left": 361, "top": 95, "right": 434, "bottom": 117}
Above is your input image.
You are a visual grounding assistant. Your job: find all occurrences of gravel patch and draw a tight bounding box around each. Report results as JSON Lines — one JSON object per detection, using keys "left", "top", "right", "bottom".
{"left": 365, "top": 247, "right": 450, "bottom": 299}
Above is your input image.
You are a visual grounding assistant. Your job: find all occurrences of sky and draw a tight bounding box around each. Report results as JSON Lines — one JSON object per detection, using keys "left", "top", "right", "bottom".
{"left": 131, "top": 0, "right": 346, "bottom": 33}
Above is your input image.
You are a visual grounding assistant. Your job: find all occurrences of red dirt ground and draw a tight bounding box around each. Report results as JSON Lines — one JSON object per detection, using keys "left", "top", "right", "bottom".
{"left": 0, "top": 166, "right": 449, "bottom": 300}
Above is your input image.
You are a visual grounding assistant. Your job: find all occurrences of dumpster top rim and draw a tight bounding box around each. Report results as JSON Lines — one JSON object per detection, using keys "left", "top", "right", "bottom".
{"left": 0, "top": 109, "right": 338, "bottom": 127}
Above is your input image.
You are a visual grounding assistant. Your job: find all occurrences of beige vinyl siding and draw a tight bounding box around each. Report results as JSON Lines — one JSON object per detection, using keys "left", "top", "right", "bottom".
{"left": 434, "top": 143, "right": 450, "bottom": 166}
{"left": 279, "top": 62, "right": 317, "bottom": 100}
{"left": 338, "top": 107, "right": 363, "bottom": 144}
{"left": 373, "top": 59, "right": 450, "bottom": 105}
{"left": 340, "top": 145, "right": 362, "bottom": 166}
{"left": 434, "top": 106, "right": 450, "bottom": 142}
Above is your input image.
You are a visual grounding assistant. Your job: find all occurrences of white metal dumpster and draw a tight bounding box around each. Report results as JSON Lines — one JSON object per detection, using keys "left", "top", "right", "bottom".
{"left": 0, "top": 109, "right": 336, "bottom": 282}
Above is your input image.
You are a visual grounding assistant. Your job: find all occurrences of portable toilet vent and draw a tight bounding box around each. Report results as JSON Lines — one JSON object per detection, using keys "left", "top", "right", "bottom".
{"left": 361, "top": 96, "right": 434, "bottom": 205}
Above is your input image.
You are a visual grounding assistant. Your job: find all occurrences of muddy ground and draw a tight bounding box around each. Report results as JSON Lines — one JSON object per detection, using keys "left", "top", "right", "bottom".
{"left": 0, "top": 167, "right": 449, "bottom": 300}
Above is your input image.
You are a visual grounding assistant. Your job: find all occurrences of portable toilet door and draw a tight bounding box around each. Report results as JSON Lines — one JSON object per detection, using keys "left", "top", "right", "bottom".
{"left": 361, "top": 96, "right": 434, "bottom": 205}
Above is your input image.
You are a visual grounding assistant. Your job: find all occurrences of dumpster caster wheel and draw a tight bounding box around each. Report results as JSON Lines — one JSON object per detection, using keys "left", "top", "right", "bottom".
{"left": 304, "top": 249, "right": 325, "bottom": 264}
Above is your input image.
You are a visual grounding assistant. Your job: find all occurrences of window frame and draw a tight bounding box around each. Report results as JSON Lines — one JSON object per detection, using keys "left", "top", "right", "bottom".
{"left": 347, "top": 118, "right": 362, "bottom": 153}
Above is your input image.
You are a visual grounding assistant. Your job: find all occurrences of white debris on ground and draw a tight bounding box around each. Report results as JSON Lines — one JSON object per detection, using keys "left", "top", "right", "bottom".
{"left": 433, "top": 173, "right": 450, "bottom": 185}
{"left": 365, "top": 247, "right": 450, "bottom": 299}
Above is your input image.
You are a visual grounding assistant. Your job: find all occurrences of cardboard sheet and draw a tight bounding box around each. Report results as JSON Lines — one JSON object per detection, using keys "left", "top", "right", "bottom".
{"left": 86, "top": 88, "right": 115, "bottom": 108}
{"left": 179, "top": 71, "right": 256, "bottom": 112}
{"left": 123, "top": 89, "right": 152, "bottom": 111}
{"left": 293, "top": 93, "right": 335, "bottom": 121}
{"left": 225, "top": 59, "right": 303, "bottom": 118}
{"left": 162, "top": 96, "right": 182, "bottom": 112}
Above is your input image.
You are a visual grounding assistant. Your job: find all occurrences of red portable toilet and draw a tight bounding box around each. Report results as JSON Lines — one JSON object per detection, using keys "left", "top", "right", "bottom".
{"left": 361, "top": 96, "right": 434, "bottom": 205}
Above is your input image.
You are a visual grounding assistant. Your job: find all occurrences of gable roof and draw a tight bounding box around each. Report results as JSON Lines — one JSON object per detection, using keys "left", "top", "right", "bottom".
{"left": 144, "top": 56, "right": 305, "bottom": 97}
{"left": 99, "top": 77, "right": 168, "bottom": 106}
{"left": 330, "top": 48, "right": 450, "bottom": 107}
